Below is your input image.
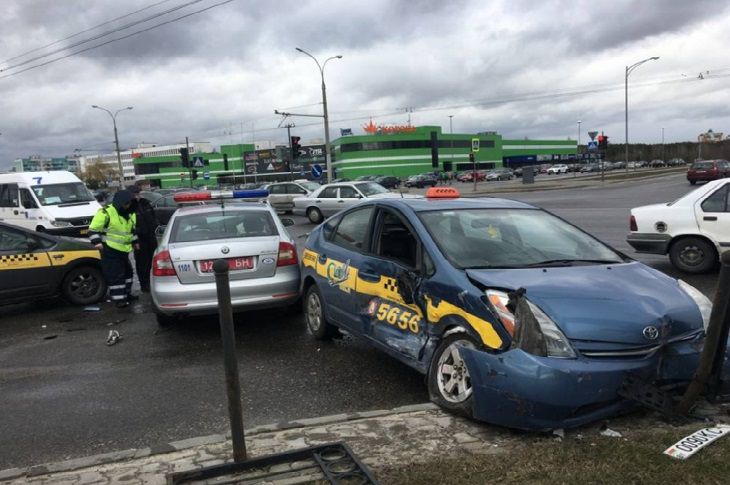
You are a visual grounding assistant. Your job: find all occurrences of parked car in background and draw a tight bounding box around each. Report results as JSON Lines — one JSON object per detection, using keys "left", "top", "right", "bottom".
{"left": 405, "top": 174, "right": 438, "bottom": 188}
{"left": 649, "top": 159, "right": 666, "bottom": 168}
{"left": 686, "top": 160, "right": 730, "bottom": 185}
{"left": 293, "top": 182, "right": 419, "bottom": 224}
{"left": 668, "top": 158, "right": 687, "bottom": 166}
{"left": 457, "top": 171, "right": 485, "bottom": 183}
{"left": 355, "top": 175, "right": 380, "bottom": 181}
{"left": 612, "top": 161, "right": 627, "bottom": 170}
{"left": 627, "top": 161, "right": 640, "bottom": 169}
{"left": 151, "top": 192, "right": 300, "bottom": 325}
{"left": 373, "top": 176, "right": 401, "bottom": 189}
{"left": 539, "top": 164, "right": 552, "bottom": 174}
{"left": 513, "top": 166, "right": 539, "bottom": 177}
{"left": 580, "top": 163, "right": 599, "bottom": 173}
{"left": 485, "top": 168, "right": 514, "bottom": 181}
{"left": 547, "top": 164, "right": 568, "bottom": 175}
{"left": 566, "top": 163, "right": 582, "bottom": 172}
{"left": 638, "top": 160, "right": 649, "bottom": 168}
{"left": 263, "top": 181, "right": 320, "bottom": 213}
{"left": 628, "top": 178, "right": 729, "bottom": 273}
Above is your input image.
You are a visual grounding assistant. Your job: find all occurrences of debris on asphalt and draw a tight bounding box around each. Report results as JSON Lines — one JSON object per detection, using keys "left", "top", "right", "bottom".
{"left": 106, "top": 318, "right": 126, "bottom": 327}
{"left": 41, "top": 325, "right": 47, "bottom": 329}
{"left": 65, "top": 327, "right": 86, "bottom": 332}
{"left": 106, "top": 330, "right": 121, "bottom": 346}
{"left": 663, "top": 425, "right": 730, "bottom": 459}
{"left": 43, "top": 335, "right": 58, "bottom": 340}
{"left": 600, "top": 428, "right": 622, "bottom": 438}
{"left": 84, "top": 305, "right": 101, "bottom": 312}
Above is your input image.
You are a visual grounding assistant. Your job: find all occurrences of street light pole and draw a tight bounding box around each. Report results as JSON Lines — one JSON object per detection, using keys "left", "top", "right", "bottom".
{"left": 92, "top": 105, "right": 133, "bottom": 187}
{"left": 295, "top": 48, "right": 342, "bottom": 184}
{"left": 662, "top": 127, "right": 665, "bottom": 163}
{"left": 624, "top": 56, "right": 659, "bottom": 173}
{"left": 576, "top": 120, "right": 581, "bottom": 178}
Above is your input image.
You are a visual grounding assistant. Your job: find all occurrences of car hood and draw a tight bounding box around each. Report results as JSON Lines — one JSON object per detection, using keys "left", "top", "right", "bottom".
{"left": 465, "top": 262, "right": 703, "bottom": 345}
{"left": 40, "top": 201, "right": 101, "bottom": 219}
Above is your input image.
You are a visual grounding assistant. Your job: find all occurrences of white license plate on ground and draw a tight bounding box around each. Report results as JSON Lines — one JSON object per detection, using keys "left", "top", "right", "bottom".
{"left": 199, "top": 257, "right": 254, "bottom": 273}
{"left": 663, "top": 425, "right": 730, "bottom": 459}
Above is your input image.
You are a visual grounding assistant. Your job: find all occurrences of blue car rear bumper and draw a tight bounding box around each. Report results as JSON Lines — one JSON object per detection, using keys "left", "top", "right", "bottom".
{"left": 459, "top": 336, "right": 711, "bottom": 431}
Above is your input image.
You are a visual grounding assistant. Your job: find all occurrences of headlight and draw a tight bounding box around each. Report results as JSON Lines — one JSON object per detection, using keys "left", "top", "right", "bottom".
{"left": 485, "top": 289, "right": 576, "bottom": 358}
{"left": 51, "top": 220, "right": 73, "bottom": 227}
{"left": 678, "top": 280, "right": 713, "bottom": 330}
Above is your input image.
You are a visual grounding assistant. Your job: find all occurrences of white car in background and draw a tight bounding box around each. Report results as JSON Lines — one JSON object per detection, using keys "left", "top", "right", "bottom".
{"left": 263, "top": 180, "right": 321, "bottom": 214}
{"left": 627, "top": 178, "right": 730, "bottom": 273}
{"left": 293, "top": 181, "right": 420, "bottom": 224}
{"left": 547, "top": 164, "right": 568, "bottom": 175}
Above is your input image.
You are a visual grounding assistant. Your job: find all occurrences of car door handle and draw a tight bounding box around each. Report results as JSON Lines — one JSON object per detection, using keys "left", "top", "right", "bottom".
{"left": 337, "top": 200, "right": 345, "bottom": 203}
{"left": 704, "top": 216, "right": 718, "bottom": 221}
{"left": 359, "top": 271, "right": 380, "bottom": 282}
{"left": 315, "top": 200, "right": 322, "bottom": 204}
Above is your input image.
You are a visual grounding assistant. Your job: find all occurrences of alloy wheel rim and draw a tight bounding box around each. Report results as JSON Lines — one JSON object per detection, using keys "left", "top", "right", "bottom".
{"left": 437, "top": 340, "right": 476, "bottom": 404}
{"left": 71, "top": 273, "right": 98, "bottom": 298}
{"left": 307, "top": 293, "right": 322, "bottom": 331}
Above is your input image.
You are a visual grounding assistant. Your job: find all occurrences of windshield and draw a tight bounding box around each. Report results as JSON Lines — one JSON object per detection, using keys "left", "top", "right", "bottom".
{"left": 691, "top": 161, "right": 714, "bottom": 170}
{"left": 356, "top": 182, "right": 389, "bottom": 196}
{"left": 171, "top": 210, "right": 277, "bottom": 243}
{"left": 300, "top": 181, "right": 320, "bottom": 191}
{"left": 31, "top": 183, "right": 95, "bottom": 206}
{"left": 419, "top": 208, "right": 623, "bottom": 269}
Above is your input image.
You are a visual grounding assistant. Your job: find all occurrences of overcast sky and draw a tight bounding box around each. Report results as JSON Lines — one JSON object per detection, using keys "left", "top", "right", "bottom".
{"left": 1, "top": 0, "right": 729, "bottom": 168}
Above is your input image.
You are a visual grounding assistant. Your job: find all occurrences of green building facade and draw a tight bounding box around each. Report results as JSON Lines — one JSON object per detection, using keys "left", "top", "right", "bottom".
{"left": 331, "top": 126, "right": 577, "bottom": 179}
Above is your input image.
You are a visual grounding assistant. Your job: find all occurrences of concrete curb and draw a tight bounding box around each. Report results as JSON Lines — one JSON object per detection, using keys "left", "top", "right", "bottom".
{"left": 0, "top": 402, "right": 439, "bottom": 481}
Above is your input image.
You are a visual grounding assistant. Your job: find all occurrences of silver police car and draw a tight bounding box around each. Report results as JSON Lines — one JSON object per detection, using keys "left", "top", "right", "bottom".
{"left": 150, "top": 191, "right": 300, "bottom": 325}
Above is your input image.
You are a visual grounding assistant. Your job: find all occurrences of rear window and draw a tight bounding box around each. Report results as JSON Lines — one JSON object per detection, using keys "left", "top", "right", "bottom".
{"left": 691, "top": 161, "right": 715, "bottom": 170}
{"left": 171, "top": 211, "right": 277, "bottom": 243}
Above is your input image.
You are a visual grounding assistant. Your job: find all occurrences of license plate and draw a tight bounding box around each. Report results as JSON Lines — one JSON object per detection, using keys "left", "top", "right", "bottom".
{"left": 79, "top": 229, "right": 88, "bottom": 235}
{"left": 199, "top": 257, "right": 254, "bottom": 273}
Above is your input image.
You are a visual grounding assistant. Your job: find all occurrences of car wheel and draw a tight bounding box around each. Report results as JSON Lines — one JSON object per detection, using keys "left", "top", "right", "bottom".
{"left": 669, "top": 237, "right": 717, "bottom": 274}
{"left": 62, "top": 265, "right": 106, "bottom": 305}
{"left": 428, "top": 333, "right": 479, "bottom": 418}
{"left": 307, "top": 207, "right": 323, "bottom": 224}
{"left": 155, "top": 312, "right": 177, "bottom": 327}
{"left": 304, "top": 284, "right": 335, "bottom": 340}
{"left": 689, "top": 180, "right": 697, "bottom": 185}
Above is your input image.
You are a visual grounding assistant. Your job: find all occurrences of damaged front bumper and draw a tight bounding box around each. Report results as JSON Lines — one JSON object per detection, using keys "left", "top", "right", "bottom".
{"left": 459, "top": 335, "right": 712, "bottom": 431}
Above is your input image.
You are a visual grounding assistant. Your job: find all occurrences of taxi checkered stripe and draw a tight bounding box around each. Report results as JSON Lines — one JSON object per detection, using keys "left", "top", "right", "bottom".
{"left": 383, "top": 278, "right": 398, "bottom": 292}
{"left": 0, "top": 253, "right": 39, "bottom": 263}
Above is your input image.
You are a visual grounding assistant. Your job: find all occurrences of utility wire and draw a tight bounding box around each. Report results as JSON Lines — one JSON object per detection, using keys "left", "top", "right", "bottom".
{"left": 0, "top": 0, "right": 236, "bottom": 81}
{"left": 1, "top": 0, "right": 176, "bottom": 65}
{"left": 1, "top": 0, "right": 206, "bottom": 72}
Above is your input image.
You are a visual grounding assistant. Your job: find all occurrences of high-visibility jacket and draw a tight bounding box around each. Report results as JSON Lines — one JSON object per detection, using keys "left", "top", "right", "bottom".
{"left": 89, "top": 205, "right": 138, "bottom": 253}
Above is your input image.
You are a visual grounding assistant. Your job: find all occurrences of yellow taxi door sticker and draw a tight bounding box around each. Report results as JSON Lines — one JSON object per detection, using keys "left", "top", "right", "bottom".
{"left": 0, "top": 252, "right": 52, "bottom": 271}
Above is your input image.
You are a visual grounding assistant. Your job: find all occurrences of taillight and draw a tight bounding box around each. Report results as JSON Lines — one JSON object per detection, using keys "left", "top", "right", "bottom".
{"left": 152, "top": 249, "right": 177, "bottom": 276}
{"left": 277, "top": 241, "right": 298, "bottom": 267}
{"left": 629, "top": 215, "right": 638, "bottom": 232}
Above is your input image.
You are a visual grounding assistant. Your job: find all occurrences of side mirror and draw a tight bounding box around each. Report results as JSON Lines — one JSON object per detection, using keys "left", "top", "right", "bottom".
{"left": 281, "top": 218, "right": 295, "bottom": 227}
{"left": 25, "top": 237, "right": 39, "bottom": 252}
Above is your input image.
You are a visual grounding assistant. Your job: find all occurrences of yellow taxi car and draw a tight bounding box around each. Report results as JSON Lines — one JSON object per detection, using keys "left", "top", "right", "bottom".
{"left": 0, "top": 221, "right": 106, "bottom": 306}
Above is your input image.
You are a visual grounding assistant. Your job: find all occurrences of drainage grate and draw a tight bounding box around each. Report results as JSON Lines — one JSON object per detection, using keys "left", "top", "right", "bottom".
{"left": 167, "top": 442, "right": 378, "bottom": 484}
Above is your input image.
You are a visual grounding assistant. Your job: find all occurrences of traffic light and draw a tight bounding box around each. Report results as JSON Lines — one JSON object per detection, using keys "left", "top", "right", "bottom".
{"left": 291, "top": 136, "right": 302, "bottom": 160}
{"left": 597, "top": 135, "right": 608, "bottom": 150}
{"left": 223, "top": 153, "right": 229, "bottom": 171}
{"left": 192, "top": 169, "right": 198, "bottom": 180}
{"left": 469, "top": 152, "right": 475, "bottom": 163}
{"left": 179, "top": 147, "right": 190, "bottom": 168}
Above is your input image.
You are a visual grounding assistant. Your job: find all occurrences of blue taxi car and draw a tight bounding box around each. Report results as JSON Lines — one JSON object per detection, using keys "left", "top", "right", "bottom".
{"left": 300, "top": 187, "right": 715, "bottom": 430}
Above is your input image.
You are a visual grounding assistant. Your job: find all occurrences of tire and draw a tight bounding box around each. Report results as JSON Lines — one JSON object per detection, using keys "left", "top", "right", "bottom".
{"left": 62, "top": 265, "right": 106, "bottom": 305}
{"left": 669, "top": 237, "right": 718, "bottom": 274}
{"left": 304, "top": 284, "right": 336, "bottom": 340}
{"left": 156, "top": 312, "right": 176, "bottom": 327}
{"left": 689, "top": 180, "right": 697, "bottom": 185}
{"left": 307, "top": 207, "right": 323, "bottom": 224}
{"left": 427, "top": 333, "right": 479, "bottom": 418}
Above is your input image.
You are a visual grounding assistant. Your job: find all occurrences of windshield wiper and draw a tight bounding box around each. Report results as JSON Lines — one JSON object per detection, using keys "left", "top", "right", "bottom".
{"left": 520, "top": 259, "right": 621, "bottom": 267}
{"left": 58, "top": 201, "right": 92, "bottom": 207}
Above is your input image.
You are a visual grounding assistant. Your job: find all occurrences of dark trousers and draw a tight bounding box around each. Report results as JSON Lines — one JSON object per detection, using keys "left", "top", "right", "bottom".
{"left": 102, "top": 246, "right": 133, "bottom": 302}
{"left": 134, "top": 235, "right": 157, "bottom": 291}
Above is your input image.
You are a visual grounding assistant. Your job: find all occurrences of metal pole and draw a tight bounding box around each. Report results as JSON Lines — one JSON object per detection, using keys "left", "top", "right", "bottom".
{"left": 321, "top": 75, "right": 332, "bottom": 184}
{"left": 112, "top": 119, "right": 124, "bottom": 187}
{"left": 186, "top": 136, "right": 192, "bottom": 188}
{"left": 472, "top": 152, "right": 477, "bottom": 193}
{"left": 213, "top": 259, "right": 247, "bottom": 462}
{"left": 662, "top": 127, "right": 665, "bottom": 163}
{"left": 625, "top": 65, "right": 629, "bottom": 173}
{"left": 576, "top": 120, "right": 581, "bottom": 178}
{"left": 698, "top": 135, "right": 702, "bottom": 160}
{"left": 677, "top": 251, "right": 730, "bottom": 413}
{"left": 287, "top": 124, "right": 293, "bottom": 181}
{"left": 449, "top": 115, "right": 453, "bottom": 134}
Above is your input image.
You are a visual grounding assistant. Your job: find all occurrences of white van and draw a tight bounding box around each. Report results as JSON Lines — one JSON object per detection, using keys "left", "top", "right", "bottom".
{"left": 0, "top": 171, "right": 101, "bottom": 237}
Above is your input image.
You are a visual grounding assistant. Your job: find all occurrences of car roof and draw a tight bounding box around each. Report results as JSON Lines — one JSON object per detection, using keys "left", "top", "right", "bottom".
{"left": 363, "top": 196, "right": 537, "bottom": 212}
{"left": 174, "top": 202, "right": 272, "bottom": 216}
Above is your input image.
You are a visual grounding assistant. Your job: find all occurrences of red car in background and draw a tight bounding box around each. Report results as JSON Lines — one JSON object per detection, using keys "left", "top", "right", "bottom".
{"left": 687, "top": 159, "right": 730, "bottom": 185}
{"left": 458, "top": 170, "right": 486, "bottom": 182}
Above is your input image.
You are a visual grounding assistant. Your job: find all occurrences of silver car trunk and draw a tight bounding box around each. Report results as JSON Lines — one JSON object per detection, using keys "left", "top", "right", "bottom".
{"left": 169, "top": 236, "right": 280, "bottom": 284}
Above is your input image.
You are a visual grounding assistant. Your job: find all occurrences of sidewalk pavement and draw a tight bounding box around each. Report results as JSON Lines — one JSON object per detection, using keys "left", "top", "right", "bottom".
{"left": 0, "top": 403, "right": 516, "bottom": 484}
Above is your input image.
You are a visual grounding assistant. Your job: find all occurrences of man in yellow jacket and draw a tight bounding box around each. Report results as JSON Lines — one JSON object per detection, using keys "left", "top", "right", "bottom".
{"left": 89, "top": 190, "right": 140, "bottom": 308}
